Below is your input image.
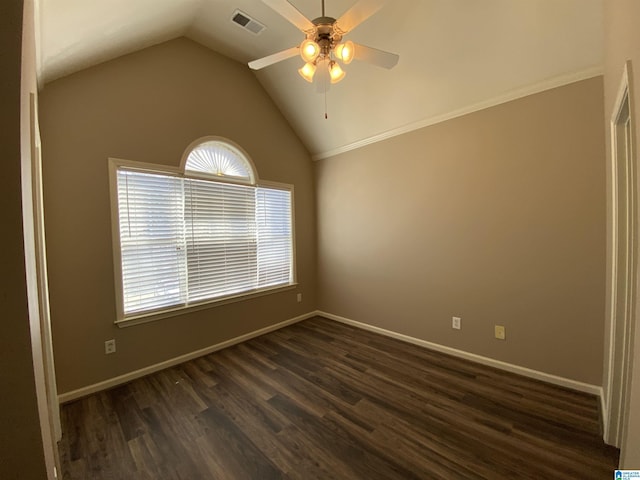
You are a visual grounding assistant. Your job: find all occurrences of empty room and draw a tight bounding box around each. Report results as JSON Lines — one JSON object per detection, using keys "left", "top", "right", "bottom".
{"left": 3, "top": 0, "right": 640, "bottom": 478}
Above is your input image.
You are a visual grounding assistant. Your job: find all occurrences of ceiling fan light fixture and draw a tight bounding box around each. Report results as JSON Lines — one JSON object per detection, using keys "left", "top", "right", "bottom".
{"left": 300, "top": 38, "right": 320, "bottom": 63}
{"left": 328, "top": 61, "right": 346, "bottom": 84}
{"left": 298, "top": 61, "right": 317, "bottom": 82}
{"left": 248, "top": 0, "right": 400, "bottom": 97}
{"left": 335, "top": 40, "right": 355, "bottom": 64}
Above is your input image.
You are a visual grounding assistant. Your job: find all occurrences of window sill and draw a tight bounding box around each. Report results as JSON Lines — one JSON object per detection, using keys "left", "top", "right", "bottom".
{"left": 115, "top": 283, "right": 298, "bottom": 328}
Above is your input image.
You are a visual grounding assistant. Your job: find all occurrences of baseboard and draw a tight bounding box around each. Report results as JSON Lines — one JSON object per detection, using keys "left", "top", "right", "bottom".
{"left": 58, "top": 311, "right": 317, "bottom": 404}
{"left": 600, "top": 388, "right": 610, "bottom": 442}
{"left": 317, "top": 311, "right": 603, "bottom": 397}
{"left": 60, "top": 310, "right": 605, "bottom": 405}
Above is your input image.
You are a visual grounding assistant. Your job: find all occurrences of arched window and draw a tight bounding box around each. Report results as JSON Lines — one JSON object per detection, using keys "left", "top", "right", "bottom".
{"left": 109, "top": 138, "right": 294, "bottom": 324}
{"left": 183, "top": 139, "right": 256, "bottom": 184}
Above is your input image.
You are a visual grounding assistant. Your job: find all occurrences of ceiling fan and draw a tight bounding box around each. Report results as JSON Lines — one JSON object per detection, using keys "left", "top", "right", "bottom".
{"left": 248, "top": 0, "right": 399, "bottom": 87}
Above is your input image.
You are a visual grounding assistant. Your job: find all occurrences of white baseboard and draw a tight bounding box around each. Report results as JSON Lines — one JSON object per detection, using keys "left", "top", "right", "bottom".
{"left": 59, "top": 309, "right": 605, "bottom": 408}
{"left": 317, "top": 311, "right": 603, "bottom": 397}
{"left": 600, "top": 388, "right": 610, "bottom": 442}
{"left": 58, "top": 311, "right": 316, "bottom": 404}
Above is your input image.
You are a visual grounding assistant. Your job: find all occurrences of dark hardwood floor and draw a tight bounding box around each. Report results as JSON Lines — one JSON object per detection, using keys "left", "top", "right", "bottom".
{"left": 58, "top": 316, "right": 619, "bottom": 479}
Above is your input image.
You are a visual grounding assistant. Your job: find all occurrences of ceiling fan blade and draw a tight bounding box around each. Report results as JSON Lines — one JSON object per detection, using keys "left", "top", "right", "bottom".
{"left": 335, "top": 0, "right": 386, "bottom": 34}
{"left": 262, "top": 0, "right": 315, "bottom": 33}
{"left": 353, "top": 43, "right": 399, "bottom": 69}
{"left": 249, "top": 46, "right": 299, "bottom": 70}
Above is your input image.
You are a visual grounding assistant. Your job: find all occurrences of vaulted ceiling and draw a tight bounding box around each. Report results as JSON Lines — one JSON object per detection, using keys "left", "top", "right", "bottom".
{"left": 39, "top": 0, "right": 603, "bottom": 158}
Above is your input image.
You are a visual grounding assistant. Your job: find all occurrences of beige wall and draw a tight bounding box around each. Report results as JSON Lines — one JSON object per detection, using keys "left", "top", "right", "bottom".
{"left": 0, "top": 0, "right": 49, "bottom": 478}
{"left": 39, "top": 38, "right": 317, "bottom": 394}
{"left": 603, "top": 0, "right": 640, "bottom": 467}
{"left": 316, "top": 77, "right": 606, "bottom": 385}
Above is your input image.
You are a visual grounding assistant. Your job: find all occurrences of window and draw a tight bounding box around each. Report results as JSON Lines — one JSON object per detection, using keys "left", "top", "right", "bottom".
{"left": 184, "top": 140, "right": 255, "bottom": 182}
{"left": 109, "top": 138, "right": 294, "bottom": 324}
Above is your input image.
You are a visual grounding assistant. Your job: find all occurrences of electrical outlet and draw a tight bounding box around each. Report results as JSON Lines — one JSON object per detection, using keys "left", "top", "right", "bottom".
{"left": 297, "top": 293, "right": 302, "bottom": 303}
{"left": 105, "top": 339, "right": 116, "bottom": 354}
{"left": 452, "top": 317, "right": 461, "bottom": 330}
{"left": 494, "top": 325, "right": 506, "bottom": 340}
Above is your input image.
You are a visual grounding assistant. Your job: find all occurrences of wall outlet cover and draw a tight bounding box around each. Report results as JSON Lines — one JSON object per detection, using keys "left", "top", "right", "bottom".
{"left": 105, "top": 339, "right": 116, "bottom": 354}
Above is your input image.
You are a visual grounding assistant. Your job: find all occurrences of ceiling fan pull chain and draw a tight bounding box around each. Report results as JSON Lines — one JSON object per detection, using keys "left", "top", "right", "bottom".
{"left": 324, "top": 89, "right": 328, "bottom": 119}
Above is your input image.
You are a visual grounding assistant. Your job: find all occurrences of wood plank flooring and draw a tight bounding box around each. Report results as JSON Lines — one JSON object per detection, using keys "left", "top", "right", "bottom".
{"left": 58, "top": 316, "right": 619, "bottom": 479}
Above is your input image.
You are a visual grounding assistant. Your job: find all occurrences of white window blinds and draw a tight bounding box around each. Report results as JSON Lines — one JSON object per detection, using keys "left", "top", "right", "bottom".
{"left": 185, "top": 179, "right": 257, "bottom": 302}
{"left": 184, "top": 141, "right": 254, "bottom": 183}
{"left": 256, "top": 187, "right": 293, "bottom": 287}
{"left": 117, "top": 170, "right": 187, "bottom": 314}
{"left": 115, "top": 168, "right": 293, "bottom": 319}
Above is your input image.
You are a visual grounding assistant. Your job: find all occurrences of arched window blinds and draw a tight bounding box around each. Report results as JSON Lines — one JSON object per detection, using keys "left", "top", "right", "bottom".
{"left": 184, "top": 140, "right": 255, "bottom": 184}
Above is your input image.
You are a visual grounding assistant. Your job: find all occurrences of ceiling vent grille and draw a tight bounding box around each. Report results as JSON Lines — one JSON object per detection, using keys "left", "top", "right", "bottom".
{"left": 231, "top": 10, "right": 266, "bottom": 35}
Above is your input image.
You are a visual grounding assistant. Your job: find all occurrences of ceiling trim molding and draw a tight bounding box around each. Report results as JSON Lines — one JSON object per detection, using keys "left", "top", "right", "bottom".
{"left": 312, "top": 65, "right": 604, "bottom": 161}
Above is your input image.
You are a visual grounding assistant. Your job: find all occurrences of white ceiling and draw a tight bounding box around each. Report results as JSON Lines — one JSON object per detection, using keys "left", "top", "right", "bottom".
{"left": 39, "top": 0, "right": 604, "bottom": 158}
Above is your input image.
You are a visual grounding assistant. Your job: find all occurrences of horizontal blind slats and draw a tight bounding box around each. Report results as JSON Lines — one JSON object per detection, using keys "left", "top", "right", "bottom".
{"left": 184, "top": 178, "right": 258, "bottom": 303}
{"left": 117, "top": 170, "right": 187, "bottom": 314}
{"left": 115, "top": 168, "right": 293, "bottom": 319}
{"left": 256, "top": 188, "right": 292, "bottom": 288}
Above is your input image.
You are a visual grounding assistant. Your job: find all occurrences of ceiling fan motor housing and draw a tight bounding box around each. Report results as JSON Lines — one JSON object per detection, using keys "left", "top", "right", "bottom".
{"left": 309, "top": 17, "right": 343, "bottom": 58}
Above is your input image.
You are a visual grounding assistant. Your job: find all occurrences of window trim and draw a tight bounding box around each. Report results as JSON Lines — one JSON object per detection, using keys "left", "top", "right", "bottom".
{"left": 108, "top": 155, "right": 297, "bottom": 327}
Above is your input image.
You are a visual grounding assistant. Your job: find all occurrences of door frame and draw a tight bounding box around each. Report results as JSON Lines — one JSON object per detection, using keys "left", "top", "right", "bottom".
{"left": 606, "top": 60, "right": 637, "bottom": 447}
{"left": 29, "top": 93, "right": 62, "bottom": 443}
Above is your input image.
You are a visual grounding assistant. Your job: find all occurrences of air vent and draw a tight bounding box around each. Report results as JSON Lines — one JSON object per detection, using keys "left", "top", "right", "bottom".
{"left": 231, "top": 10, "right": 266, "bottom": 35}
